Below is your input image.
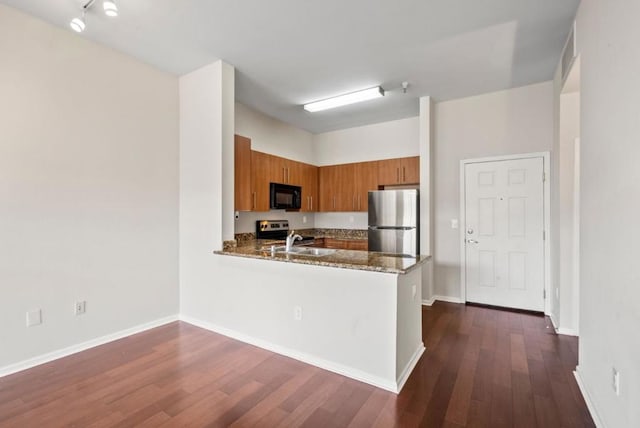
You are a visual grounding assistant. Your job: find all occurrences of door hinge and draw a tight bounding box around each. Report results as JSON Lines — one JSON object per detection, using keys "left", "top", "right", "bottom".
{"left": 543, "top": 230, "right": 546, "bottom": 240}
{"left": 543, "top": 289, "right": 546, "bottom": 299}
{"left": 543, "top": 172, "right": 546, "bottom": 182}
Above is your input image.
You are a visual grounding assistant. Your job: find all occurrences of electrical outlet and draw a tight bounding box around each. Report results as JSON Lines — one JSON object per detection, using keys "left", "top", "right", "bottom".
{"left": 234, "top": 211, "right": 240, "bottom": 220}
{"left": 451, "top": 219, "right": 459, "bottom": 229}
{"left": 612, "top": 367, "right": 620, "bottom": 396}
{"left": 26, "top": 309, "right": 42, "bottom": 327}
{"left": 75, "top": 301, "right": 86, "bottom": 315}
{"left": 303, "top": 215, "right": 307, "bottom": 224}
{"left": 294, "top": 305, "right": 303, "bottom": 321}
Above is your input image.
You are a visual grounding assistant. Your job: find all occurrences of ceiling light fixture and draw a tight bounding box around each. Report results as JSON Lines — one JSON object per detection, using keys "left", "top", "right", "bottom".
{"left": 69, "top": 12, "right": 86, "bottom": 33}
{"left": 69, "top": 0, "right": 119, "bottom": 33}
{"left": 303, "top": 86, "right": 385, "bottom": 112}
{"left": 103, "top": 1, "right": 118, "bottom": 17}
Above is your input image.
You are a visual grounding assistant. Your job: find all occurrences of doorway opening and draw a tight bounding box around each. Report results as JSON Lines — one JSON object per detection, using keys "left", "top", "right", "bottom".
{"left": 557, "top": 55, "right": 581, "bottom": 335}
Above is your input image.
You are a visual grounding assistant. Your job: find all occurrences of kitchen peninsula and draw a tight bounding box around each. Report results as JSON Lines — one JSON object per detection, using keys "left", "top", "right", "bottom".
{"left": 213, "top": 236, "right": 429, "bottom": 393}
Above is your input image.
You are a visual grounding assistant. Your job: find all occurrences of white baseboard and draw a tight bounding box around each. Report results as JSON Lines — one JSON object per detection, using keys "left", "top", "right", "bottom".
{"left": 180, "top": 315, "right": 405, "bottom": 393}
{"left": 396, "top": 343, "right": 425, "bottom": 392}
{"left": 574, "top": 367, "right": 604, "bottom": 428}
{"left": 0, "top": 314, "right": 179, "bottom": 378}
{"left": 422, "top": 295, "right": 464, "bottom": 306}
{"left": 556, "top": 327, "right": 578, "bottom": 337}
{"left": 549, "top": 314, "right": 579, "bottom": 337}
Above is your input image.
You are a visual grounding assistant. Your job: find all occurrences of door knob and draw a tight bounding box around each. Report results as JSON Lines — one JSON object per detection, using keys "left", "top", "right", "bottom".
{"left": 467, "top": 239, "right": 479, "bottom": 244}
{"left": 467, "top": 228, "right": 474, "bottom": 235}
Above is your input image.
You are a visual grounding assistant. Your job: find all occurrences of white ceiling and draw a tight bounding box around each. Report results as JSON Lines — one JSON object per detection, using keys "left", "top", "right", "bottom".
{"left": 2, "top": 0, "right": 580, "bottom": 133}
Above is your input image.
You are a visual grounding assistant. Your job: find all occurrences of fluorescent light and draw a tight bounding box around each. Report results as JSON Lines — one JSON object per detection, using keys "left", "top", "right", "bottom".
{"left": 303, "top": 86, "right": 385, "bottom": 112}
{"left": 70, "top": 16, "right": 86, "bottom": 33}
{"left": 103, "top": 0, "right": 118, "bottom": 17}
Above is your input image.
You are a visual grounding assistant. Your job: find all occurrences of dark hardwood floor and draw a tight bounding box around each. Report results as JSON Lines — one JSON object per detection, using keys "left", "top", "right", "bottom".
{"left": 0, "top": 302, "right": 594, "bottom": 427}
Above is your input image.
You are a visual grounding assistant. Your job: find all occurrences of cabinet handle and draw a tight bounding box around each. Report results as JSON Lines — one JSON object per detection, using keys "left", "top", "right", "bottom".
{"left": 252, "top": 192, "right": 256, "bottom": 210}
{"left": 396, "top": 167, "right": 400, "bottom": 183}
{"left": 358, "top": 194, "right": 361, "bottom": 210}
{"left": 403, "top": 166, "right": 406, "bottom": 182}
{"left": 288, "top": 168, "right": 290, "bottom": 183}
{"left": 333, "top": 196, "right": 336, "bottom": 210}
{"left": 283, "top": 167, "right": 286, "bottom": 183}
{"left": 353, "top": 195, "right": 356, "bottom": 210}
{"left": 310, "top": 196, "right": 313, "bottom": 211}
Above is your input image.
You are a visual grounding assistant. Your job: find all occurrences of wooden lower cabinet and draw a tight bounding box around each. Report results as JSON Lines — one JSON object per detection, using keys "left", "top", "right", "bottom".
{"left": 322, "top": 238, "right": 368, "bottom": 251}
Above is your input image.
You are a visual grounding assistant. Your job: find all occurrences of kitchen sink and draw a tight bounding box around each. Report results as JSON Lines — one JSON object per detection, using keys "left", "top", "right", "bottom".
{"left": 262, "top": 245, "right": 336, "bottom": 257}
{"left": 292, "top": 247, "right": 336, "bottom": 256}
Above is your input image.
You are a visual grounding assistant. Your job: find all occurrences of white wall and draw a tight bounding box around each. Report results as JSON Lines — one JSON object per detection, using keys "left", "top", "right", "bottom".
{"left": 433, "top": 82, "right": 554, "bottom": 299}
{"left": 179, "top": 59, "right": 235, "bottom": 331}
{"left": 235, "top": 102, "right": 314, "bottom": 164}
{"left": 558, "top": 91, "right": 580, "bottom": 333}
{"left": 313, "top": 116, "right": 419, "bottom": 166}
{"left": 574, "top": 1, "right": 640, "bottom": 426}
{"left": 0, "top": 5, "right": 179, "bottom": 369}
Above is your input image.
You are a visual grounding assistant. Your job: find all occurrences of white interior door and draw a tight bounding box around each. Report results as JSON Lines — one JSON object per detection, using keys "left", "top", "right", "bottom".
{"left": 464, "top": 157, "right": 545, "bottom": 311}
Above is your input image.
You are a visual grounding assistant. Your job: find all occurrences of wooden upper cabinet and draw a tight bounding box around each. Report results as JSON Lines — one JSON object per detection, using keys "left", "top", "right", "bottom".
{"left": 300, "top": 163, "right": 318, "bottom": 212}
{"left": 269, "top": 155, "right": 301, "bottom": 186}
{"left": 234, "top": 135, "right": 252, "bottom": 211}
{"left": 319, "top": 161, "right": 378, "bottom": 212}
{"left": 250, "top": 151, "right": 273, "bottom": 211}
{"left": 353, "top": 161, "right": 378, "bottom": 212}
{"left": 319, "top": 165, "right": 342, "bottom": 211}
{"left": 377, "top": 156, "right": 420, "bottom": 185}
{"left": 402, "top": 156, "right": 420, "bottom": 184}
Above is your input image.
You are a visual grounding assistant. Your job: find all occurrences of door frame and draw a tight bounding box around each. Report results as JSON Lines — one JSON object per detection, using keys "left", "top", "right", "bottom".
{"left": 459, "top": 152, "right": 551, "bottom": 314}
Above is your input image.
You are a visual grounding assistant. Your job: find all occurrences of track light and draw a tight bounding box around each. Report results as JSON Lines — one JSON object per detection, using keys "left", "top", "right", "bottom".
{"left": 69, "top": 14, "right": 86, "bottom": 33}
{"left": 103, "top": 1, "right": 118, "bottom": 17}
{"left": 69, "top": 0, "right": 119, "bottom": 33}
{"left": 303, "top": 86, "right": 385, "bottom": 112}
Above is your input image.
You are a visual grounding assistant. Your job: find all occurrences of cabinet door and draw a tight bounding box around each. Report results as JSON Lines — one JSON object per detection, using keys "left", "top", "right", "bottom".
{"left": 288, "top": 160, "right": 303, "bottom": 186}
{"left": 250, "top": 151, "right": 272, "bottom": 211}
{"left": 346, "top": 240, "right": 368, "bottom": 251}
{"left": 377, "top": 158, "right": 402, "bottom": 185}
{"left": 234, "top": 135, "right": 252, "bottom": 211}
{"left": 323, "top": 238, "right": 348, "bottom": 249}
{"left": 401, "top": 156, "right": 420, "bottom": 184}
{"left": 335, "top": 163, "right": 356, "bottom": 211}
{"left": 300, "top": 163, "right": 318, "bottom": 212}
{"left": 319, "top": 165, "right": 338, "bottom": 211}
{"left": 353, "top": 161, "right": 379, "bottom": 212}
{"left": 319, "top": 165, "right": 351, "bottom": 211}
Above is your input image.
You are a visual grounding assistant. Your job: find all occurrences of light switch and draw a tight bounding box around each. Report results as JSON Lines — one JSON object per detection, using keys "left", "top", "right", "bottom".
{"left": 451, "top": 219, "right": 459, "bottom": 229}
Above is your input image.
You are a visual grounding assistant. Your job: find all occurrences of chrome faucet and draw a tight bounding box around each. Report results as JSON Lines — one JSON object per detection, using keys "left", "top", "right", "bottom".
{"left": 285, "top": 230, "right": 303, "bottom": 252}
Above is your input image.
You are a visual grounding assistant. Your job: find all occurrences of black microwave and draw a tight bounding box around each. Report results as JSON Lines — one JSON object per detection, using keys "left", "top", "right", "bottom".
{"left": 270, "top": 183, "right": 301, "bottom": 210}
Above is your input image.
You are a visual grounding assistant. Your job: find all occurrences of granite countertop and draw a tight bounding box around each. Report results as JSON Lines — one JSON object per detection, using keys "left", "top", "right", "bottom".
{"left": 215, "top": 240, "right": 431, "bottom": 274}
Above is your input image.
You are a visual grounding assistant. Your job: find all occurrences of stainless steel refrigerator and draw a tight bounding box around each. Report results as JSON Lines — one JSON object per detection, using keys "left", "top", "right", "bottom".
{"left": 368, "top": 189, "right": 419, "bottom": 257}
